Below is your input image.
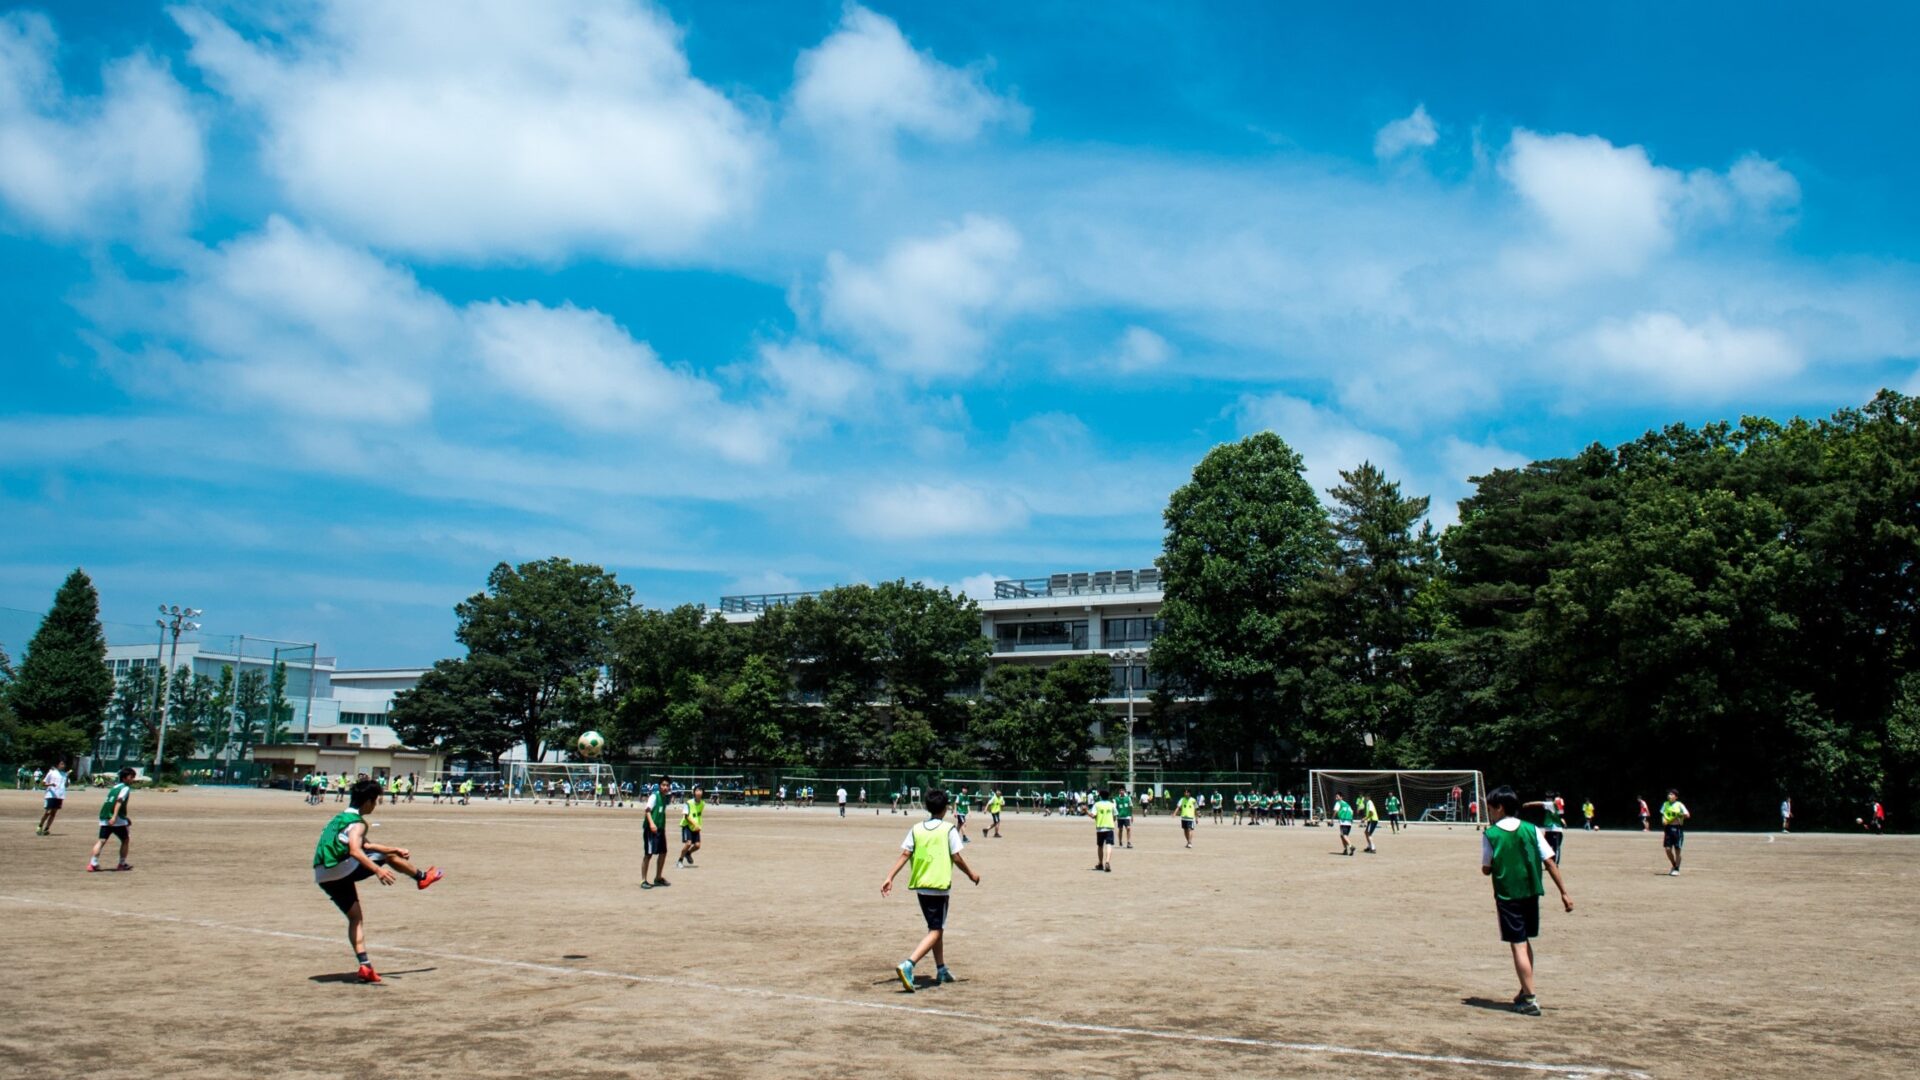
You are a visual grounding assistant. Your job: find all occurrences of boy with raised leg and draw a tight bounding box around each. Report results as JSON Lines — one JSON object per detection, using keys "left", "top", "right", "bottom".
{"left": 881, "top": 790, "right": 980, "bottom": 992}
{"left": 313, "top": 779, "right": 443, "bottom": 983}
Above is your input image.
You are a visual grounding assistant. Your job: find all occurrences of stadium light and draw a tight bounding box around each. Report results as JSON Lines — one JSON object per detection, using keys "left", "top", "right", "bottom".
{"left": 153, "top": 604, "right": 202, "bottom": 777}
{"left": 1110, "top": 647, "right": 1147, "bottom": 797}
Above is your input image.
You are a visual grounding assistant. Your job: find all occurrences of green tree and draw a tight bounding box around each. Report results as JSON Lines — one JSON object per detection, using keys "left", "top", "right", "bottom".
{"left": 230, "top": 668, "right": 267, "bottom": 755}
{"left": 389, "top": 656, "right": 520, "bottom": 765}
{"left": 969, "top": 655, "right": 1108, "bottom": 770}
{"left": 0, "top": 645, "right": 18, "bottom": 761}
{"left": 1152, "top": 433, "right": 1332, "bottom": 767}
{"left": 6, "top": 569, "right": 115, "bottom": 747}
{"left": 454, "top": 558, "right": 632, "bottom": 765}
{"left": 266, "top": 662, "right": 295, "bottom": 743}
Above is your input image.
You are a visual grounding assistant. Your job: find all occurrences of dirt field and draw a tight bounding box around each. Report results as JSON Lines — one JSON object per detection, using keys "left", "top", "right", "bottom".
{"left": 1, "top": 787, "right": 1913, "bottom": 1078}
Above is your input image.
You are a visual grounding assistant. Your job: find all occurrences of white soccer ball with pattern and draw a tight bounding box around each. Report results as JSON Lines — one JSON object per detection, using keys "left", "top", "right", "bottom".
{"left": 576, "top": 730, "right": 606, "bottom": 757}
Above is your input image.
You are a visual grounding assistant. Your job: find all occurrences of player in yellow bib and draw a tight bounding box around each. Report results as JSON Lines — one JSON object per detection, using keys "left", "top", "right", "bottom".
{"left": 881, "top": 789, "right": 981, "bottom": 992}
{"left": 1090, "top": 789, "right": 1118, "bottom": 871}
{"left": 1176, "top": 791, "right": 1199, "bottom": 848}
{"left": 985, "top": 789, "right": 1005, "bottom": 837}
{"left": 676, "top": 785, "right": 706, "bottom": 869}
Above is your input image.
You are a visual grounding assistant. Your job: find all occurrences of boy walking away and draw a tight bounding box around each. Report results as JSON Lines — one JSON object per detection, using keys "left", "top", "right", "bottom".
{"left": 1114, "top": 788, "right": 1133, "bottom": 849}
{"left": 1660, "top": 789, "right": 1689, "bottom": 875}
{"left": 881, "top": 790, "right": 980, "bottom": 992}
{"left": 36, "top": 757, "right": 69, "bottom": 836}
{"left": 1090, "top": 789, "right": 1118, "bottom": 871}
{"left": 677, "top": 785, "right": 706, "bottom": 868}
{"left": 1176, "top": 791, "right": 1199, "bottom": 848}
{"left": 986, "top": 789, "right": 1004, "bottom": 837}
{"left": 642, "top": 778, "right": 672, "bottom": 889}
{"left": 313, "top": 779, "right": 444, "bottom": 983}
{"left": 837, "top": 786, "right": 848, "bottom": 818}
{"left": 1334, "top": 794, "right": 1354, "bottom": 855}
{"left": 89, "top": 767, "right": 138, "bottom": 872}
{"left": 1481, "top": 785, "right": 1573, "bottom": 1016}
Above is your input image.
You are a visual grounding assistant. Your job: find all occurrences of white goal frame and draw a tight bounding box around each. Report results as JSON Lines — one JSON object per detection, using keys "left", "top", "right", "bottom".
{"left": 1307, "top": 769, "right": 1486, "bottom": 826}
{"left": 506, "top": 761, "right": 616, "bottom": 803}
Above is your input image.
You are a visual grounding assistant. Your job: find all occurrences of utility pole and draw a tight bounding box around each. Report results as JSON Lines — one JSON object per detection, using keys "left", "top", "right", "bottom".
{"left": 1112, "top": 648, "right": 1145, "bottom": 797}
{"left": 153, "top": 604, "right": 201, "bottom": 776}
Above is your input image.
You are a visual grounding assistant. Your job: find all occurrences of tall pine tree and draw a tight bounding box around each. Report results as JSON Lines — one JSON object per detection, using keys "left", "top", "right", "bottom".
{"left": 7, "top": 569, "right": 114, "bottom": 760}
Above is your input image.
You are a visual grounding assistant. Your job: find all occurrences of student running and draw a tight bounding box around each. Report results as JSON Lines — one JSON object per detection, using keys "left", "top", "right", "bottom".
{"left": 35, "top": 757, "right": 68, "bottom": 836}
{"left": 88, "top": 767, "right": 137, "bottom": 872}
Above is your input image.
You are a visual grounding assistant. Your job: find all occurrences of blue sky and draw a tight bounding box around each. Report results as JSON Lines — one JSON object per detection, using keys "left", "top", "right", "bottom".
{"left": 3, "top": 1, "right": 1916, "bottom": 665}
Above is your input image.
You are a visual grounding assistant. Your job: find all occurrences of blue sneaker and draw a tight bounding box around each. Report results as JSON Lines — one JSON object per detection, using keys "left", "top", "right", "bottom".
{"left": 896, "top": 961, "right": 915, "bottom": 992}
{"left": 937, "top": 966, "right": 954, "bottom": 984}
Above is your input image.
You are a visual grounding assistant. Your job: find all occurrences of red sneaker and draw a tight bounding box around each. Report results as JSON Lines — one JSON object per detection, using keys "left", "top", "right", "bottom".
{"left": 87, "top": 864, "right": 100, "bottom": 872}
{"left": 356, "top": 964, "right": 382, "bottom": 984}
{"left": 416, "top": 866, "right": 443, "bottom": 890}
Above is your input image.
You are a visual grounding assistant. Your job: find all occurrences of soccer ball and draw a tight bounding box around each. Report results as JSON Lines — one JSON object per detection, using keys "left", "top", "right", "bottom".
{"left": 576, "top": 730, "right": 606, "bottom": 757}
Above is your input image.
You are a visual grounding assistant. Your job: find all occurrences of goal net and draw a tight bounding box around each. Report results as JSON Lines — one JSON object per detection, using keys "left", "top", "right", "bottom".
{"left": 1308, "top": 770, "right": 1485, "bottom": 825}
{"left": 507, "top": 762, "right": 617, "bottom": 803}
{"left": 666, "top": 774, "right": 748, "bottom": 803}
{"left": 427, "top": 770, "right": 501, "bottom": 800}
{"left": 936, "top": 778, "right": 1064, "bottom": 812}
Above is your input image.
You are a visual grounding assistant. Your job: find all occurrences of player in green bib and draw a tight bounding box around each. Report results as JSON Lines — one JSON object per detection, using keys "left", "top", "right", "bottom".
{"left": 1090, "top": 789, "right": 1119, "bottom": 871}
{"left": 642, "top": 778, "right": 672, "bottom": 888}
{"left": 881, "top": 790, "right": 981, "bottom": 992}
{"left": 1525, "top": 794, "right": 1568, "bottom": 863}
{"left": 88, "top": 767, "right": 137, "bottom": 872}
{"left": 1176, "top": 792, "right": 1198, "bottom": 848}
{"left": 313, "top": 779, "right": 443, "bottom": 984}
{"left": 1334, "top": 795, "right": 1355, "bottom": 855}
{"left": 953, "top": 789, "right": 972, "bottom": 842}
{"left": 1481, "top": 786, "right": 1573, "bottom": 1015}
{"left": 1114, "top": 789, "right": 1134, "bottom": 849}
{"left": 1232, "top": 791, "right": 1246, "bottom": 825}
{"left": 677, "top": 785, "right": 706, "bottom": 868}
{"left": 1384, "top": 793, "right": 1401, "bottom": 832}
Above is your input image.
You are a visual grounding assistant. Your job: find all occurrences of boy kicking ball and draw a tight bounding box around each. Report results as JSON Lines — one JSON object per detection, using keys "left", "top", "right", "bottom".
{"left": 1482, "top": 786, "right": 1573, "bottom": 1015}
{"left": 313, "top": 778, "right": 444, "bottom": 984}
{"left": 88, "top": 768, "right": 137, "bottom": 872}
{"left": 881, "top": 789, "right": 980, "bottom": 992}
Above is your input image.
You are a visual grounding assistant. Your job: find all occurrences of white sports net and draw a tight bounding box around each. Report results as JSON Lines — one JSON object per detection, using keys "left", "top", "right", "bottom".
{"left": 507, "top": 762, "right": 617, "bottom": 803}
{"left": 1308, "top": 770, "right": 1486, "bottom": 825}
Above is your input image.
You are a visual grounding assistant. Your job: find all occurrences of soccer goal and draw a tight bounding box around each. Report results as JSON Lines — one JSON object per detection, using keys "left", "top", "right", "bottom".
{"left": 936, "top": 778, "right": 1064, "bottom": 813}
{"left": 1307, "top": 769, "right": 1486, "bottom": 826}
{"left": 427, "top": 770, "right": 501, "bottom": 802}
{"left": 506, "top": 761, "right": 616, "bottom": 804}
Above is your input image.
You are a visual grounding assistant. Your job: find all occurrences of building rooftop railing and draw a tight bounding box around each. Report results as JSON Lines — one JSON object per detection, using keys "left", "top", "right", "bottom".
{"left": 719, "top": 591, "right": 824, "bottom": 614}
{"left": 993, "top": 569, "right": 1162, "bottom": 600}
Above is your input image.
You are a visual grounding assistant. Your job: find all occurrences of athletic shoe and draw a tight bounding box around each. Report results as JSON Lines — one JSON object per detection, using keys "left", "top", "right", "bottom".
{"left": 357, "top": 964, "right": 382, "bottom": 984}
{"left": 417, "top": 866, "right": 444, "bottom": 890}
{"left": 115, "top": 863, "right": 132, "bottom": 871}
{"left": 896, "top": 961, "right": 916, "bottom": 993}
{"left": 1668, "top": 869, "right": 1680, "bottom": 876}
{"left": 674, "top": 858, "right": 684, "bottom": 868}
{"left": 1513, "top": 994, "right": 1541, "bottom": 1016}
{"left": 1102, "top": 865, "right": 1112, "bottom": 872}
{"left": 654, "top": 878, "right": 671, "bottom": 887}
{"left": 87, "top": 863, "right": 100, "bottom": 872}
{"left": 640, "top": 881, "right": 653, "bottom": 890}
{"left": 1125, "top": 842, "right": 1133, "bottom": 849}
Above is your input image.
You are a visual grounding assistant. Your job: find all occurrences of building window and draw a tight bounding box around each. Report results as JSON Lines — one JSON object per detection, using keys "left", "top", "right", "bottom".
{"left": 1101, "top": 617, "right": 1163, "bottom": 647}
{"left": 994, "top": 620, "right": 1089, "bottom": 652}
{"left": 1108, "top": 665, "right": 1165, "bottom": 696}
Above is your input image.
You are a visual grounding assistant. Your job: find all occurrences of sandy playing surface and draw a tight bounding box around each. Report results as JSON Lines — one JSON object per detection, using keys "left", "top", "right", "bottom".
{"left": 1, "top": 786, "right": 1913, "bottom": 1078}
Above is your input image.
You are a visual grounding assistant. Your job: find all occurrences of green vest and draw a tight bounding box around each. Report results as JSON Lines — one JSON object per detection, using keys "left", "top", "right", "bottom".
{"left": 648, "top": 792, "right": 669, "bottom": 829}
{"left": 99, "top": 782, "right": 131, "bottom": 823}
{"left": 1115, "top": 795, "right": 1131, "bottom": 817}
{"left": 1543, "top": 805, "right": 1565, "bottom": 829}
{"left": 314, "top": 810, "right": 363, "bottom": 869}
{"left": 1487, "top": 821, "right": 1546, "bottom": 901}
{"left": 908, "top": 820, "right": 955, "bottom": 891}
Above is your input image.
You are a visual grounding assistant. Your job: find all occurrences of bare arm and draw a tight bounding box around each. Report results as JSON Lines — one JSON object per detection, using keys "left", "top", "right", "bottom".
{"left": 346, "top": 826, "right": 398, "bottom": 885}
{"left": 880, "top": 851, "right": 910, "bottom": 897}
{"left": 952, "top": 852, "right": 981, "bottom": 885}
{"left": 1543, "top": 857, "right": 1573, "bottom": 912}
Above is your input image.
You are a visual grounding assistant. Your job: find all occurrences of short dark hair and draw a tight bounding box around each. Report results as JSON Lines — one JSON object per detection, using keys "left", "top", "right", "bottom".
{"left": 925, "top": 788, "right": 949, "bottom": 814}
{"left": 1667, "top": 788, "right": 1679, "bottom": 797}
{"left": 1487, "top": 786, "right": 1522, "bottom": 816}
{"left": 119, "top": 768, "right": 136, "bottom": 780}
{"left": 349, "top": 779, "right": 385, "bottom": 807}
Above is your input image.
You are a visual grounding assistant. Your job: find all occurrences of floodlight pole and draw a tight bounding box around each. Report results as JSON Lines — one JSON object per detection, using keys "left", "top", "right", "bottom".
{"left": 152, "top": 605, "right": 202, "bottom": 776}
{"left": 1112, "top": 648, "right": 1144, "bottom": 796}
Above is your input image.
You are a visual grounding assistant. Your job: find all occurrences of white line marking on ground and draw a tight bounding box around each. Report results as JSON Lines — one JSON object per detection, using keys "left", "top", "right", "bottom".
{"left": 0, "top": 893, "right": 1647, "bottom": 1078}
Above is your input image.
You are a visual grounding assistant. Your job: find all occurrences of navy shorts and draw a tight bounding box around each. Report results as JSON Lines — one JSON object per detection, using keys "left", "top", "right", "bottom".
{"left": 1663, "top": 825, "right": 1685, "bottom": 848}
{"left": 1339, "top": 823, "right": 1352, "bottom": 834}
{"left": 916, "top": 892, "right": 950, "bottom": 931}
{"left": 44, "top": 797, "right": 63, "bottom": 810}
{"left": 97, "top": 823, "right": 129, "bottom": 841}
{"left": 955, "top": 814, "right": 967, "bottom": 825}
{"left": 1116, "top": 816, "right": 1132, "bottom": 827}
{"left": 1496, "top": 895, "right": 1540, "bottom": 943}
{"left": 681, "top": 826, "right": 700, "bottom": 843}
{"left": 1096, "top": 828, "right": 1115, "bottom": 845}
{"left": 318, "top": 862, "right": 378, "bottom": 915}
{"left": 1364, "top": 820, "right": 1378, "bottom": 836}
{"left": 644, "top": 829, "right": 668, "bottom": 855}
{"left": 1180, "top": 817, "right": 1195, "bottom": 829}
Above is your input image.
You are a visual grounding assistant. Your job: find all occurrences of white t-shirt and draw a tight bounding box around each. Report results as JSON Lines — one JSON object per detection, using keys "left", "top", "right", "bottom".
{"left": 1481, "top": 816, "right": 1557, "bottom": 868}
{"left": 837, "top": 788, "right": 848, "bottom": 803}
{"left": 900, "top": 821, "right": 966, "bottom": 895}
{"left": 43, "top": 768, "right": 67, "bottom": 800}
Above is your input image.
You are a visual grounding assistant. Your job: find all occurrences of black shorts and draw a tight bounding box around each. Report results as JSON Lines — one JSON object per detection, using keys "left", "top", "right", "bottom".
{"left": 43, "top": 797, "right": 63, "bottom": 810}
{"left": 644, "top": 829, "right": 668, "bottom": 855}
{"left": 955, "top": 813, "right": 967, "bottom": 825}
{"left": 1496, "top": 895, "right": 1540, "bottom": 943}
{"left": 1663, "top": 825, "right": 1685, "bottom": 848}
{"left": 318, "top": 863, "right": 378, "bottom": 915}
{"left": 1180, "top": 818, "right": 1195, "bottom": 829}
{"left": 916, "top": 892, "right": 950, "bottom": 931}
{"left": 1116, "top": 816, "right": 1132, "bottom": 827}
{"left": 681, "top": 826, "right": 700, "bottom": 843}
{"left": 1364, "top": 820, "right": 1378, "bottom": 836}
{"left": 1339, "top": 823, "right": 1352, "bottom": 834}
{"left": 1096, "top": 828, "right": 1115, "bottom": 845}
{"left": 990, "top": 813, "right": 1001, "bottom": 823}
{"left": 97, "top": 823, "right": 129, "bottom": 841}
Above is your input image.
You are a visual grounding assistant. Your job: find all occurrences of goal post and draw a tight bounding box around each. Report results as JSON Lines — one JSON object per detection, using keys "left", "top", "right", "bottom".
{"left": 506, "top": 761, "right": 616, "bottom": 803}
{"left": 1307, "top": 769, "right": 1486, "bottom": 826}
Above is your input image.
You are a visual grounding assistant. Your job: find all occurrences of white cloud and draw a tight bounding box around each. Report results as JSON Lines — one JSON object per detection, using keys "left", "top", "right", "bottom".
{"left": 756, "top": 341, "right": 875, "bottom": 418}
{"left": 1373, "top": 104, "right": 1437, "bottom": 161}
{"left": 821, "top": 214, "right": 1037, "bottom": 376}
{"left": 1109, "top": 325, "right": 1173, "bottom": 373}
{"left": 792, "top": 4, "right": 1023, "bottom": 151}
{"left": 1579, "top": 311, "right": 1803, "bottom": 397}
{"left": 173, "top": 0, "right": 762, "bottom": 262}
{"left": 843, "top": 482, "right": 1030, "bottom": 540}
{"left": 1235, "top": 393, "right": 1408, "bottom": 499}
{"left": 0, "top": 11, "right": 202, "bottom": 239}
{"left": 1726, "top": 154, "right": 1800, "bottom": 214}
